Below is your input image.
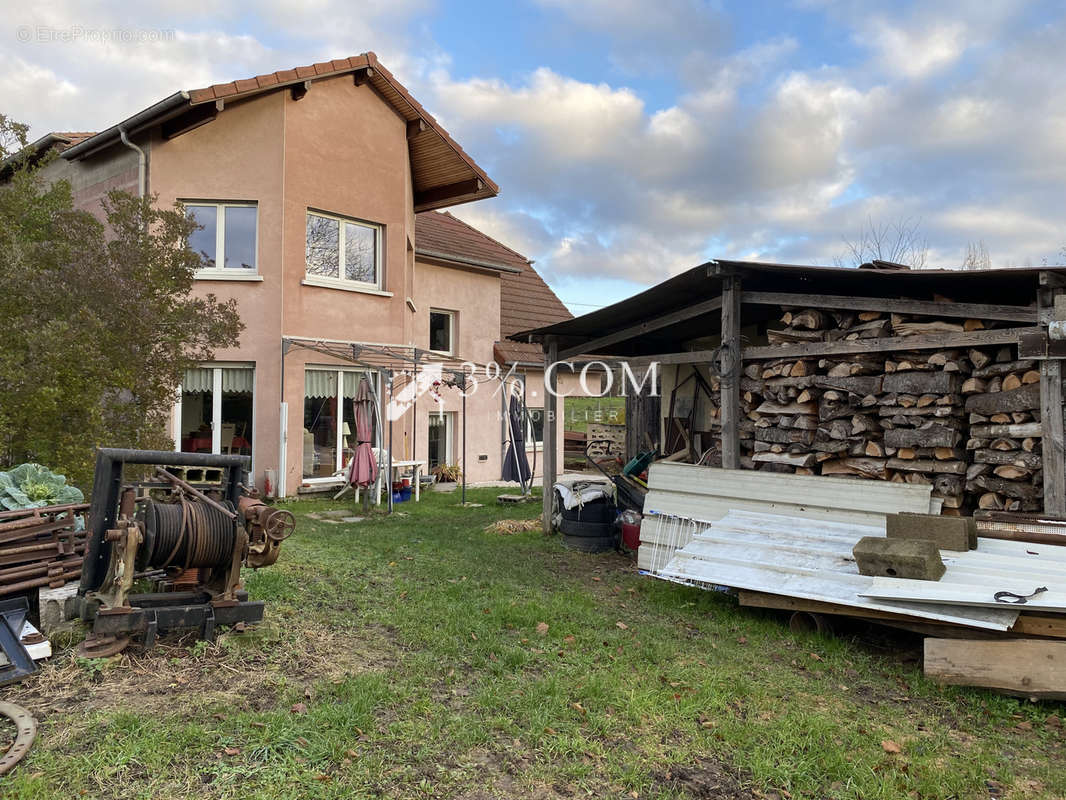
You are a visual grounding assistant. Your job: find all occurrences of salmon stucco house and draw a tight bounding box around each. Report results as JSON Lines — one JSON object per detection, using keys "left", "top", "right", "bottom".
{"left": 34, "top": 53, "right": 578, "bottom": 496}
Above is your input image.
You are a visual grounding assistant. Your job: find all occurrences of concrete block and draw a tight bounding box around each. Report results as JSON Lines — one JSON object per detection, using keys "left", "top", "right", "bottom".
{"left": 886, "top": 513, "right": 975, "bottom": 551}
{"left": 39, "top": 582, "right": 80, "bottom": 634}
{"left": 853, "top": 537, "right": 945, "bottom": 581}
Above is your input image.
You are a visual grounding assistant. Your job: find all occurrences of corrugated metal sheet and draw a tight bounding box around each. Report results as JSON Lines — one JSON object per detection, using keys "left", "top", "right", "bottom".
{"left": 864, "top": 579, "right": 1066, "bottom": 611}
{"left": 863, "top": 537, "right": 1066, "bottom": 610}
{"left": 638, "top": 463, "right": 937, "bottom": 572}
{"left": 655, "top": 510, "right": 1020, "bottom": 631}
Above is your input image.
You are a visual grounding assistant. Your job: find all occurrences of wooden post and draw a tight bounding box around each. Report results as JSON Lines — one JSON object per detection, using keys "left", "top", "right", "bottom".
{"left": 1041, "top": 358, "right": 1065, "bottom": 515}
{"left": 1038, "top": 274, "right": 1066, "bottom": 516}
{"left": 542, "top": 337, "right": 559, "bottom": 533}
{"left": 720, "top": 275, "right": 742, "bottom": 469}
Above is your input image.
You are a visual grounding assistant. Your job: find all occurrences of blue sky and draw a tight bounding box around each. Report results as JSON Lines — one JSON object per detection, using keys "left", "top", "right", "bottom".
{"left": 4, "top": 1, "right": 1066, "bottom": 313}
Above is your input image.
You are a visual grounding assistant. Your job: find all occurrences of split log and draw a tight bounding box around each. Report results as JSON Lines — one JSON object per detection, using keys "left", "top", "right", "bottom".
{"left": 884, "top": 423, "right": 961, "bottom": 449}
{"left": 1002, "top": 373, "right": 1022, "bottom": 391}
{"left": 972, "top": 449, "right": 1043, "bottom": 469}
{"left": 990, "top": 438, "right": 1020, "bottom": 451}
{"left": 886, "top": 458, "right": 967, "bottom": 474}
{"left": 751, "top": 452, "right": 816, "bottom": 467}
{"left": 791, "top": 309, "right": 827, "bottom": 330}
{"left": 968, "top": 475, "right": 1041, "bottom": 500}
{"left": 969, "top": 422, "right": 1042, "bottom": 438}
{"left": 978, "top": 492, "right": 1004, "bottom": 510}
{"left": 961, "top": 377, "right": 987, "bottom": 395}
{"left": 820, "top": 458, "right": 888, "bottom": 479}
{"left": 894, "top": 320, "right": 965, "bottom": 336}
{"left": 963, "top": 384, "right": 1041, "bottom": 415}
{"left": 883, "top": 371, "right": 960, "bottom": 395}
{"left": 968, "top": 348, "right": 992, "bottom": 369}
{"left": 993, "top": 465, "right": 1031, "bottom": 480}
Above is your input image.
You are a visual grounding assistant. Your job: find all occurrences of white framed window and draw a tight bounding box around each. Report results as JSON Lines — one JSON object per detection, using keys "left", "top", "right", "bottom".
{"left": 183, "top": 202, "right": 258, "bottom": 275}
{"left": 174, "top": 364, "right": 256, "bottom": 471}
{"left": 428, "top": 412, "right": 454, "bottom": 470}
{"left": 429, "top": 309, "right": 455, "bottom": 354}
{"left": 526, "top": 407, "right": 544, "bottom": 447}
{"left": 303, "top": 368, "right": 377, "bottom": 482}
{"left": 305, "top": 209, "right": 382, "bottom": 290}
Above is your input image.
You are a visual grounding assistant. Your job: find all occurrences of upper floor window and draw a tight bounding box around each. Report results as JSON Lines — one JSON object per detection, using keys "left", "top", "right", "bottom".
{"left": 184, "top": 202, "right": 258, "bottom": 273}
{"left": 306, "top": 210, "right": 381, "bottom": 289}
{"left": 429, "top": 309, "right": 454, "bottom": 354}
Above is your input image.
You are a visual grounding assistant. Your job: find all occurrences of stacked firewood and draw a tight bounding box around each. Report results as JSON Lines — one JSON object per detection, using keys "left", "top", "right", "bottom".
{"left": 963, "top": 353, "right": 1043, "bottom": 512}
{"left": 718, "top": 306, "right": 1040, "bottom": 514}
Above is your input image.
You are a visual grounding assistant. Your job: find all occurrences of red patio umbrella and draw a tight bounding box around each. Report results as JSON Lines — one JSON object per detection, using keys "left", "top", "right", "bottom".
{"left": 346, "top": 376, "right": 378, "bottom": 490}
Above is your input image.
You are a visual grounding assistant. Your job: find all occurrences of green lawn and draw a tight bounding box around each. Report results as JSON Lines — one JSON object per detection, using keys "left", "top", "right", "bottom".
{"left": 4, "top": 489, "right": 1065, "bottom": 799}
{"left": 563, "top": 396, "right": 625, "bottom": 433}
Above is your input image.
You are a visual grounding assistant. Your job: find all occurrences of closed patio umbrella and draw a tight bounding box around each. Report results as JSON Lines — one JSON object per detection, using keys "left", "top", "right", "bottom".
{"left": 346, "top": 376, "right": 379, "bottom": 494}
{"left": 502, "top": 388, "right": 531, "bottom": 491}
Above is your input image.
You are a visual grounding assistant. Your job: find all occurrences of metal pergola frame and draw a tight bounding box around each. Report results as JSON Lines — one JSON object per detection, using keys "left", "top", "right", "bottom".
{"left": 282, "top": 337, "right": 480, "bottom": 509}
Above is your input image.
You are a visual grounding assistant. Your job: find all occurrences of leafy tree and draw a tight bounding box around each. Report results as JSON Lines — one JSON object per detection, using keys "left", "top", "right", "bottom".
{"left": 0, "top": 115, "right": 243, "bottom": 487}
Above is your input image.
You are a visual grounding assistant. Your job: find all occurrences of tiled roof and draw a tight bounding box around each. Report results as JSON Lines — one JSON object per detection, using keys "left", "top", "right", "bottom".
{"left": 415, "top": 211, "right": 572, "bottom": 365}
{"left": 416, "top": 210, "right": 528, "bottom": 271}
{"left": 186, "top": 53, "right": 497, "bottom": 210}
{"left": 60, "top": 53, "right": 497, "bottom": 212}
{"left": 51, "top": 132, "right": 97, "bottom": 151}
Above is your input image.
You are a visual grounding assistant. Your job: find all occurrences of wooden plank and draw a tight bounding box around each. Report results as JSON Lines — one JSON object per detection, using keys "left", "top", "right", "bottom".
{"left": 1041, "top": 358, "right": 1065, "bottom": 515}
{"left": 557, "top": 296, "right": 723, "bottom": 360}
{"left": 542, "top": 338, "right": 558, "bottom": 534}
{"left": 1011, "top": 614, "right": 1066, "bottom": 639}
{"left": 742, "top": 291, "right": 1038, "bottom": 323}
{"left": 743, "top": 327, "right": 1037, "bottom": 361}
{"left": 738, "top": 590, "right": 1010, "bottom": 639}
{"left": 924, "top": 638, "right": 1066, "bottom": 699}
{"left": 720, "top": 275, "right": 742, "bottom": 469}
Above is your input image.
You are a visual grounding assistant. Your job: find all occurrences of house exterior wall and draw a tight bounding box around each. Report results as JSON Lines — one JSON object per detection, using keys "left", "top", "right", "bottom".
{"left": 143, "top": 77, "right": 420, "bottom": 494}
{"left": 38, "top": 145, "right": 140, "bottom": 219}
{"left": 43, "top": 75, "right": 572, "bottom": 495}
{"left": 412, "top": 260, "right": 502, "bottom": 482}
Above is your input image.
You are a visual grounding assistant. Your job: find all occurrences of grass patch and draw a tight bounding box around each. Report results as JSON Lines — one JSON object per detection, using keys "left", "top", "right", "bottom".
{"left": 563, "top": 396, "right": 625, "bottom": 433}
{"left": 4, "top": 489, "right": 1065, "bottom": 799}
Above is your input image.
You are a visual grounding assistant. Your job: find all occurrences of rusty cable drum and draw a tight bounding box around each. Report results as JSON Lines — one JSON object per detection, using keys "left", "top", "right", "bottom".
{"left": 137, "top": 499, "right": 236, "bottom": 571}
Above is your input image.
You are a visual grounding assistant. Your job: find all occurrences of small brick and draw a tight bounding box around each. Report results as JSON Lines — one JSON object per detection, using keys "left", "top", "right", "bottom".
{"left": 853, "top": 537, "right": 946, "bottom": 581}
{"left": 886, "top": 513, "right": 974, "bottom": 551}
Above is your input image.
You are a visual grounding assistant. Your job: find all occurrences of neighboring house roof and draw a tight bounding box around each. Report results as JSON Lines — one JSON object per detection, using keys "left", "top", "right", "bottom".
{"left": 415, "top": 211, "right": 572, "bottom": 366}
{"left": 2, "top": 131, "right": 98, "bottom": 174}
{"left": 58, "top": 53, "right": 498, "bottom": 212}
{"left": 50, "top": 132, "right": 98, "bottom": 150}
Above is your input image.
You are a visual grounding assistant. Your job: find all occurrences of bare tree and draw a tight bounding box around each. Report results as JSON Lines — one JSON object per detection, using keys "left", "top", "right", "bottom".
{"left": 962, "top": 240, "right": 991, "bottom": 270}
{"left": 838, "top": 216, "right": 928, "bottom": 269}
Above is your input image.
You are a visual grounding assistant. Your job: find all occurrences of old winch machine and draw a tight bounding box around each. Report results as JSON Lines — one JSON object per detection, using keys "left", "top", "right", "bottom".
{"left": 71, "top": 449, "right": 294, "bottom": 657}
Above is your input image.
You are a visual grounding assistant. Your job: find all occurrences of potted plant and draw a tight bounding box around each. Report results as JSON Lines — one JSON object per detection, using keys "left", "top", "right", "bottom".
{"left": 431, "top": 463, "right": 462, "bottom": 491}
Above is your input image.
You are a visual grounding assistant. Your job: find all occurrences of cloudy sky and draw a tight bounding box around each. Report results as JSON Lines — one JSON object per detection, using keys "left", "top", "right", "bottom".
{"left": 3, "top": 1, "right": 1066, "bottom": 312}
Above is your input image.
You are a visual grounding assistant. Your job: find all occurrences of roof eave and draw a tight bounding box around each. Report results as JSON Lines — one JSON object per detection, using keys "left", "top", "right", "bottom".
{"left": 62, "top": 92, "right": 191, "bottom": 161}
{"left": 415, "top": 248, "right": 523, "bottom": 274}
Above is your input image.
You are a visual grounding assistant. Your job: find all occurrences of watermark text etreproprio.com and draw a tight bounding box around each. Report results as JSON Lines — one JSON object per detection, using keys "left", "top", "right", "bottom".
{"left": 16, "top": 25, "right": 175, "bottom": 44}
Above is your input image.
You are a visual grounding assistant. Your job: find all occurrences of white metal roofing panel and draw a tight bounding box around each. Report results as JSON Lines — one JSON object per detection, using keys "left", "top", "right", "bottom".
{"left": 648, "top": 463, "right": 935, "bottom": 515}
{"left": 655, "top": 510, "right": 1020, "bottom": 631}
{"left": 643, "top": 463, "right": 936, "bottom": 530}
{"left": 864, "top": 578, "right": 1066, "bottom": 612}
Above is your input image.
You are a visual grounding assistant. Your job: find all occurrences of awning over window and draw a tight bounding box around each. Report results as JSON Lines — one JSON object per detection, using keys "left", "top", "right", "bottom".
{"left": 304, "top": 369, "right": 369, "bottom": 399}
{"left": 182, "top": 367, "right": 254, "bottom": 393}
{"left": 304, "top": 370, "right": 337, "bottom": 399}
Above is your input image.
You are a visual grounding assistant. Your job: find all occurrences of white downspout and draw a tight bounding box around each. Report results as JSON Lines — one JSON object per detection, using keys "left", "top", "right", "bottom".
{"left": 118, "top": 126, "right": 146, "bottom": 196}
